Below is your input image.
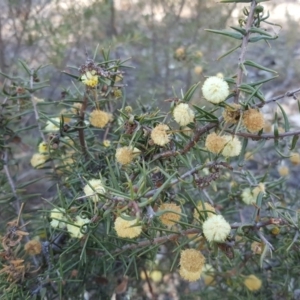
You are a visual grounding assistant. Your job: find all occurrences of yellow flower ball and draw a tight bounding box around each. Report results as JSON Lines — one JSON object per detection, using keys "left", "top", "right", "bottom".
{"left": 103, "top": 140, "right": 111, "bottom": 147}
{"left": 114, "top": 216, "right": 142, "bottom": 239}
{"left": 83, "top": 179, "right": 106, "bottom": 203}
{"left": 89, "top": 109, "right": 110, "bottom": 128}
{"left": 115, "top": 146, "right": 140, "bottom": 165}
{"left": 221, "top": 135, "right": 242, "bottom": 157}
{"left": 290, "top": 152, "right": 300, "bottom": 165}
{"left": 243, "top": 274, "right": 262, "bottom": 292}
{"left": 24, "top": 240, "right": 42, "bottom": 255}
{"left": 193, "top": 202, "right": 216, "bottom": 221}
{"left": 179, "top": 267, "right": 202, "bottom": 282}
{"left": 251, "top": 241, "right": 264, "bottom": 255}
{"left": 205, "top": 132, "right": 226, "bottom": 154}
{"left": 158, "top": 203, "right": 182, "bottom": 226}
{"left": 242, "top": 184, "right": 265, "bottom": 205}
{"left": 44, "top": 118, "right": 60, "bottom": 132}
{"left": 67, "top": 216, "right": 90, "bottom": 239}
{"left": 278, "top": 165, "right": 289, "bottom": 177}
{"left": 50, "top": 208, "right": 67, "bottom": 228}
{"left": 81, "top": 70, "right": 98, "bottom": 87}
{"left": 202, "top": 76, "right": 230, "bottom": 104}
{"left": 180, "top": 249, "right": 205, "bottom": 273}
{"left": 202, "top": 215, "right": 231, "bottom": 243}
{"left": 151, "top": 124, "right": 170, "bottom": 146}
{"left": 173, "top": 103, "right": 195, "bottom": 126}
{"left": 30, "top": 153, "right": 49, "bottom": 169}
{"left": 194, "top": 66, "right": 203, "bottom": 75}
{"left": 242, "top": 109, "right": 264, "bottom": 133}
{"left": 38, "top": 142, "right": 48, "bottom": 154}
{"left": 150, "top": 270, "right": 163, "bottom": 283}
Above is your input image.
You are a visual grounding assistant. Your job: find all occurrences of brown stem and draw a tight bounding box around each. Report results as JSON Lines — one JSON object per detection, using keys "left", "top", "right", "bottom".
{"left": 234, "top": 0, "right": 257, "bottom": 104}
{"left": 226, "top": 129, "right": 300, "bottom": 140}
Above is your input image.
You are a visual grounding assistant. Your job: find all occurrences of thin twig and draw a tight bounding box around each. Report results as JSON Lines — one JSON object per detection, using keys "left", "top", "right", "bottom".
{"left": 78, "top": 93, "right": 88, "bottom": 158}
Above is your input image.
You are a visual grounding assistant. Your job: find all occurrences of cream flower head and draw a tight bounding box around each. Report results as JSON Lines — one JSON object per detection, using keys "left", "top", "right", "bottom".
{"left": 83, "top": 179, "right": 106, "bottom": 203}
{"left": 202, "top": 215, "right": 231, "bottom": 243}
{"left": 241, "top": 183, "right": 265, "bottom": 205}
{"left": 114, "top": 216, "right": 142, "bottom": 239}
{"left": 38, "top": 142, "right": 48, "bottom": 154}
{"left": 202, "top": 76, "right": 229, "bottom": 104}
{"left": 179, "top": 249, "right": 205, "bottom": 282}
{"left": 173, "top": 103, "right": 195, "bottom": 126}
{"left": 151, "top": 124, "right": 170, "bottom": 146}
{"left": 290, "top": 152, "right": 300, "bottom": 165}
{"left": 115, "top": 146, "right": 141, "bottom": 165}
{"left": 158, "top": 203, "right": 182, "bottom": 226}
{"left": 243, "top": 274, "right": 262, "bottom": 291}
{"left": 221, "top": 135, "right": 242, "bottom": 157}
{"left": 50, "top": 207, "right": 67, "bottom": 229}
{"left": 89, "top": 109, "right": 110, "bottom": 128}
{"left": 30, "top": 153, "right": 49, "bottom": 169}
{"left": 81, "top": 70, "right": 98, "bottom": 87}
{"left": 67, "top": 216, "right": 90, "bottom": 239}
{"left": 45, "top": 118, "right": 60, "bottom": 132}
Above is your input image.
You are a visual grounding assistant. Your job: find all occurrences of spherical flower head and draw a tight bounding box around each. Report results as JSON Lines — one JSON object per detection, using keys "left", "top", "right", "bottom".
{"left": 158, "top": 203, "right": 182, "bottom": 226}
{"left": 222, "top": 104, "right": 241, "bottom": 124}
{"left": 115, "top": 146, "right": 141, "bottom": 165}
{"left": 175, "top": 47, "right": 186, "bottom": 60}
{"left": 173, "top": 103, "right": 195, "bottom": 126}
{"left": 50, "top": 208, "right": 67, "bottom": 228}
{"left": 205, "top": 133, "right": 226, "bottom": 154}
{"left": 242, "top": 184, "right": 264, "bottom": 205}
{"left": 193, "top": 202, "right": 216, "bottom": 221}
{"left": 221, "top": 135, "right": 242, "bottom": 157}
{"left": 83, "top": 179, "right": 106, "bottom": 203}
{"left": 71, "top": 102, "right": 82, "bottom": 114}
{"left": 114, "top": 216, "right": 142, "bottom": 239}
{"left": 67, "top": 216, "right": 90, "bottom": 239}
{"left": 290, "top": 152, "right": 300, "bottom": 165}
{"left": 203, "top": 215, "right": 231, "bottom": 243}
{"left": 194, "top": 65, "right": 203, "bottom": 75}
{"left": 278, "top": 165, "right": 289, "bottom": 177}
{"left": 45, "top": 118, "right": 60, "bottom": 132}
{"left": 24, "top": 240, "right": 42, "bottom": 255}
{"left": 30, "top": 153, "right": 49, "bottom": 169}
{"left": 243, "top": 274, "right": 262, "bottom": 291}
{"left": 202, "top": 76, "right": 229, "bottom": 104}
{"left": 243, "top": 109, "right": 264, "bottom": 133}
{"left": 103, "top": 140, "right": 111, "bottom": 147}
{"left": 89, "top": 109, "right": 110, "bottom": 128}
{"left": 151, "top": 124, "right": 170, "bottom": 146}
{"left": 81, "top": 70, "right": 98, "bottom": 87}
{"left": 38, "top": 142, "right": 48, "bottom": 154}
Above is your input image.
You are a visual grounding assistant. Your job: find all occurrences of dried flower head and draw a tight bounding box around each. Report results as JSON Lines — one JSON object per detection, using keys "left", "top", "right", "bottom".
{"left": 38, "top": 142, "right": 48, "bottom": 154}
{"left": 151, "top": 124, "right": 170, "bottom": 146}
{"left": 45, "top": 118, "right": 60, "bottom": 132}
{"left": 202, "top": 215, "right": 231, "bottom": 243}
{"left": 222, "top": 104, "right": 241, "bottom": 124}
{"left": 83, "top": 179, "right": 106, "bottom": 203}
{"left": 243, "top": 274, "right": 262, "bottom": 291}
{"left": 50, "top": 208, "right": 67, "bottom": 228}
{"left": 193, "top": 202, "right": 216, "bottom": 221}
{"left": 251, "top": 241, "right": 264, "bottom": 255}
{"left": 174, "top": 47, "right": 186, "bottom": 60}
{"left": 67, "top": 216, "right": 90, "bottom": 239}
{"left": 221, "top": 135, "right": 242, "bottom": 157}
{"left": 290, "top": 152, "right": 300, "bottom": 165}
{"left": 30, "top": 153, "right": 49, "bottom": 168}
{"left": 115, "top": 146, "right": 141, "bottom": 165}
{"left": 205, "top": 133, "right": 226, "bottom": 154}
{"left": 114, "top": 216, "right": 142, "bottom": 239}
{"left": 243, "top": 109, "right": 264, "bottom": 132}
{"left": 24, "top": 240, "right": 42, "bottom": 255}
{"left": 202, "top": 76, "right": 229, "bottom": 104}
{"left": 179, "top": 249, "right": 205, "bottom": 282}
{"left": 89, "top": 109, "right": 110, "bottom": 128}
{"left": 173, "top": 103, "right": 195, "bottom": 126}
{"left": 81, "top": 70, "right": 98, "bottom": 87}
{"left": 159, "top": 203, "right": 182, "bottom": 226}
{"left": 194, "top": 66, "right": 203, "bottom": 75}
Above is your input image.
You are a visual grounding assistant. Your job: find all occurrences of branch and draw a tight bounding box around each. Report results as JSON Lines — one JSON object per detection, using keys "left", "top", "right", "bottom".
{"left": 226, "top": 129, "right": 300, "bottom": 140}
{"left": 78, "top": 93, "right": 88, "bottom": 158}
